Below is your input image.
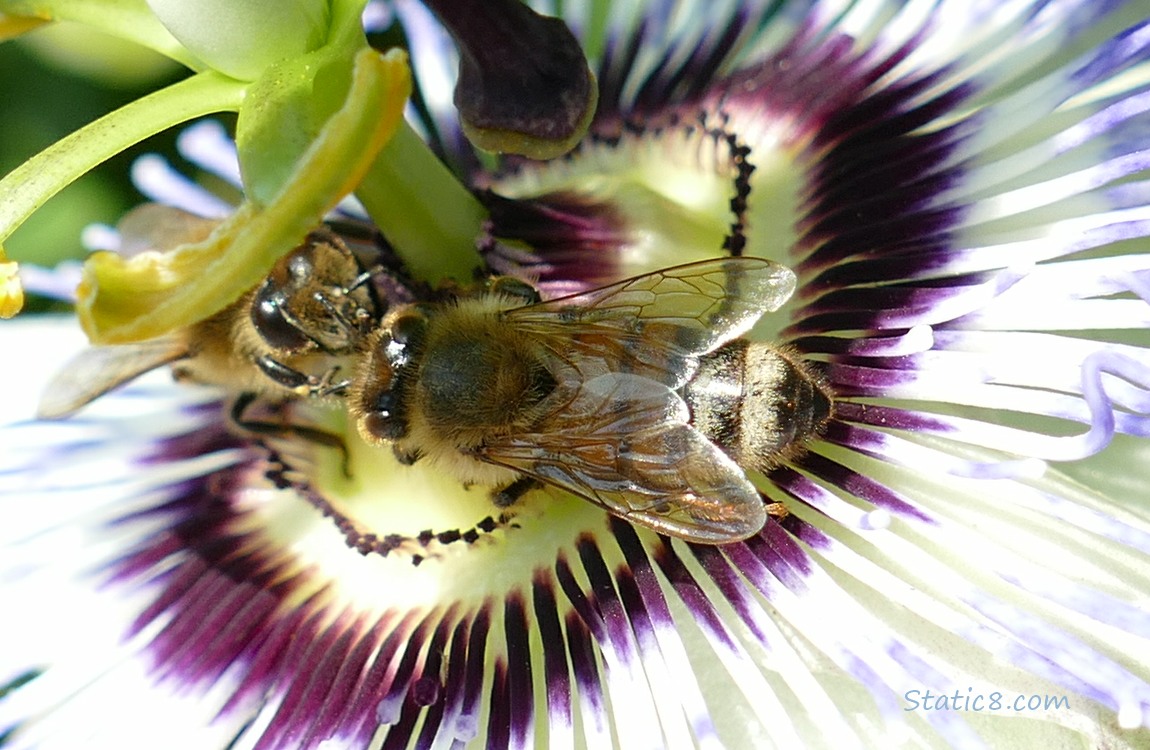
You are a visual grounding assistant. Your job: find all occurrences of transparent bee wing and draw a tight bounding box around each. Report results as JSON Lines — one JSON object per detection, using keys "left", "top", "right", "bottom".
{"left": 37, "top": 337, "right": 189, "bottom": 419}
{"left": 115, "top": 203, "right": 221, "bottom": 254}
{"left": 507, "top": 257, "right": 796, "bottom": 386}
{"left": 480, "top": 372, "right": 766, "bottom": 543}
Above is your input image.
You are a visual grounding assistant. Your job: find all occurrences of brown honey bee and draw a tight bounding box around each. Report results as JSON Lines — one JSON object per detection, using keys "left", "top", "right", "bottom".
{"left": 42, "top": 209, "right": 832, "bottom": 544}
{"left": 349, "top": 257, "right": 833, "bottom": 543}
{"left": 38, "top": 205, "right": 381, "bottom": 420}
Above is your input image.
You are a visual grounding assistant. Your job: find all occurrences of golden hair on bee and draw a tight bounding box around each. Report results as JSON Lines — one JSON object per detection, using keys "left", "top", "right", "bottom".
{"left": 349, "top": 287, "right": 559, "bottom": 487}
{"left": 684, "top": 339, "right": 833, "bottom": 472}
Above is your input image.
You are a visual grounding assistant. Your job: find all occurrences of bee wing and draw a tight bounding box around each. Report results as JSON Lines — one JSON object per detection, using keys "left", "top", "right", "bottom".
{"left": 507, "top": 257, "right": 795, "bottom": 386}
{"left": 480, "top": 373, "right": 766, "bottom": 543}
{"left": 37, "top": 206, "right": 214, "bottom": 419}
{"left": 115, "top": 203, "right": 221, "bottom": 254}
{"left": 37, "top": 337, "right": 189, "bottom": 419}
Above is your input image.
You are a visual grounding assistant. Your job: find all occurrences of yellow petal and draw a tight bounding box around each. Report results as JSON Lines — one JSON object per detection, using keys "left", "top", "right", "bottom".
{"left": 0, "top": 248, "right": 24, "bottom": 318}
{"left": 77, "top": 47, "right": 412, "bottom": 344}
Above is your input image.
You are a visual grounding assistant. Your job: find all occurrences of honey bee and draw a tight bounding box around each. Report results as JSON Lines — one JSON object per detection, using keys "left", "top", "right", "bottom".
{"left": 348, "top": 257, "right": 833, "bottom": 544}
{"left": 42, "top": 210, "right": 832, "bottom": 544}
{"left": 38, "top": 205, "right": 381, "bottom": 420}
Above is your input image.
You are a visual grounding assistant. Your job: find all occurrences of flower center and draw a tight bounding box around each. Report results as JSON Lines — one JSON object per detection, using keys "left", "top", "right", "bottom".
{"left": 484, "top": 109, "right": 802, "bottom": 292}
{"left": 256, "top": 399, "right": 610, "bottom": 589}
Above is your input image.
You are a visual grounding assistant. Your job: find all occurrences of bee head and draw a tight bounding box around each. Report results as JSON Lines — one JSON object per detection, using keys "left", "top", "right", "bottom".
{"left": 353, "top": 310, "right": 427, "bottom": 444}
{"left": 251, "top": 249, "right": 316, "bottom": 353}
{"left": 251, "top": 234, "right": 378, "bottom": 355}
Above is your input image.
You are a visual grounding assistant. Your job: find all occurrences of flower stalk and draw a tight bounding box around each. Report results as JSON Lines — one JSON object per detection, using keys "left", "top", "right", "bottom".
{"left": 0, "top": 0, "right": 492, "bottom": 328}
{"left": 0, "top": 70, "right": 245, "bottom": 247}
{"left": 355, "top": 121, "right": 486, "bottom": 282}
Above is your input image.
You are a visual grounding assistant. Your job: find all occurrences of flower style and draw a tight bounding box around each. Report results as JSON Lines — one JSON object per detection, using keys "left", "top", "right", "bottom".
{"left": 4, "top": 1, "right": 1150, "bottom": 749}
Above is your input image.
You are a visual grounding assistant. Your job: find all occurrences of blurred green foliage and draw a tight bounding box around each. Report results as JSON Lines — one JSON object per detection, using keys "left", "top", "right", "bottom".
{"left": 0, "top": 21, "right": 187, "bottom": 269}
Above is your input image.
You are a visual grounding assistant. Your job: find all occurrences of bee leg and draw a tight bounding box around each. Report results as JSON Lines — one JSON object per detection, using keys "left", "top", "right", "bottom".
{"left": 313, "top": 366, "right": 351, "bottom": 397}
{"left": 230, "top": 392, "right": 352, "bottom": 478}
{"left": 765, "top": 501, "right": 789, "bottom": 521}
{"left": 254, "top": 355, "right": 314, "bottom": 392}
{"left": 255, "top": 355, "right": 350, "bottom": 398}
{"left": 491, "top": 476, "right": 541, "bottom": 508}
{"left": 392, "top": 446, "right": 422, "bottom": 466}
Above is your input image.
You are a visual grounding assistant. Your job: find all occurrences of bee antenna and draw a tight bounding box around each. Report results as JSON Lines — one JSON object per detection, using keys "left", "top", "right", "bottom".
{"left": 345, "top": 264, "right": 385, "bottom": 293}
{"left": 311, "top": 290, "right": 371, "bottom": 343}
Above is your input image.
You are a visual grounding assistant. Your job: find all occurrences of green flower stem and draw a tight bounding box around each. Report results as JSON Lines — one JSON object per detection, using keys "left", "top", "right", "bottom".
{"left": 0, "top": 69, "right": 245, "bottom": 246}
{"left": 326, "top": 0, "right": 368, "bottom": 49}
{"left": 0, "top": 0, "right": 199, "bottom": 68}
{"left": 355, "top": 121, "right": 485, "bottom": 282}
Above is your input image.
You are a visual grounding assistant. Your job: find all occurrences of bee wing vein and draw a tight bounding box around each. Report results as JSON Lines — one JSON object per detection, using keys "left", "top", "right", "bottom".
{"left": 480, "top": 372, "right": 765, "bottom": 543}
{"left": 508, "top": 257, "right": 795, "bottom": 387}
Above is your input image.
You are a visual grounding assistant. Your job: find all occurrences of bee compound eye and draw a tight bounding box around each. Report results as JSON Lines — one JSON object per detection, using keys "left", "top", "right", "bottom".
{"left": 489, "top": 276, "right": 541, "bottom": 305}
{"left": 251, "top": 283, "right": 311, "bottom": 352}
{"left": 389, "top": 313, "right": 426, "bottom": 347}
{"left": 365, "top": 392, "right": 407, "bottom": 440}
